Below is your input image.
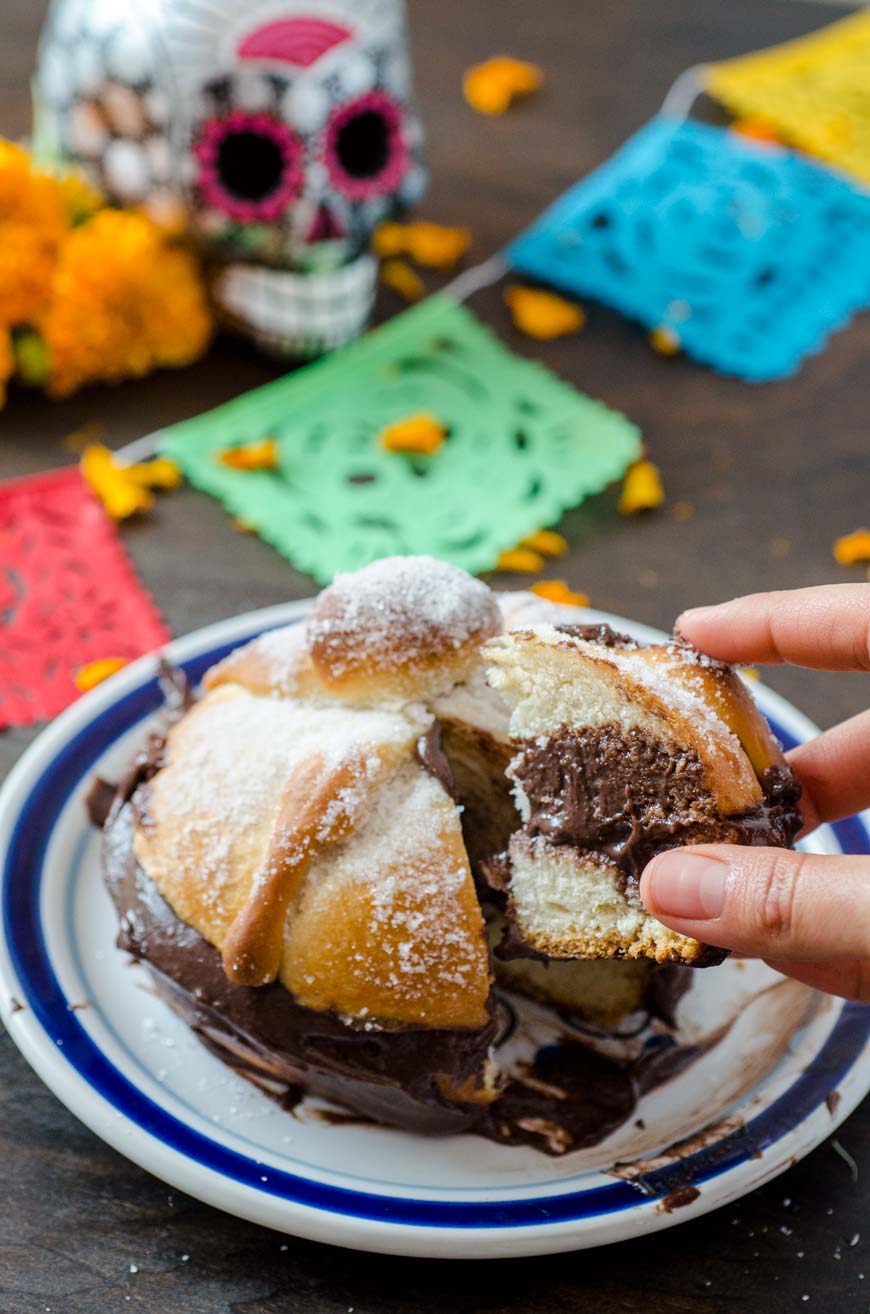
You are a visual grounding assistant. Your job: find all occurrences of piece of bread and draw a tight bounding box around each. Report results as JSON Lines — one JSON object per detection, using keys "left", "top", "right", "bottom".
{"left": 133, "top": 682, "right": 492, "bottom": 1031}
{"left": 483, "top": 625, "right": 802, "bottom": 964}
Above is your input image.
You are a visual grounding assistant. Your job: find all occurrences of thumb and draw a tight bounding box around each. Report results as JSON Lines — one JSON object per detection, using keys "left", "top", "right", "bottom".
{"left": 640, "top": 845, "right": 870, "bottom": 961}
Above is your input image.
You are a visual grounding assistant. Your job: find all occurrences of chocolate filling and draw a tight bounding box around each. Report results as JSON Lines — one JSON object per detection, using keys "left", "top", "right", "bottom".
{"left": 512, "top": 723, "right": 802, "bottom": 883}
{"left": 553, "top": 622, "right": 636, "bottom": 648}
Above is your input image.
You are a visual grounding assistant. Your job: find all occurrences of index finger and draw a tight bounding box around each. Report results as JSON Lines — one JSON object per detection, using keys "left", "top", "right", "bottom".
{"left": 676, "top": 584, "right": 870, "bottom": 672}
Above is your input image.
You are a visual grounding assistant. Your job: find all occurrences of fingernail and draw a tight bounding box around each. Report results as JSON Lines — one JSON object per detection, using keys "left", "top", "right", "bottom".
{"left": 645, "top": 852, "right": 730, "bottom": 921}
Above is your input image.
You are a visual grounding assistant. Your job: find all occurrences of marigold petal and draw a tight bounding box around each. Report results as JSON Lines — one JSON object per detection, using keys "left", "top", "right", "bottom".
{"left": 81, "top": 443, "right": 154, "bottom": 520}
{"left": 380, "top": 258, "right": 426, "bottom": 302}
{"left": 731, "top": 116, "right": 784, "bottom": 145}
{"left": 372, "top": 222, "right": 408, "bottom": 258}
{"left": 125, "top": 457, "right": 183, "bottom": 489}
{"left": 834, "top": 528, "right": 870, "bottom": 566}
{"left": 529, "top": 580, "right": 589, "bottom": 607}
{"left": 74, "top": 657, "right": 129, "bottom": 692}
{"left": 380, "top": 412, "right": 447, "bottom": 456}
{"left": 521, "top": 529, "right": 569, "bottom": 557}
{"left": 505, "top": 285, "right": 584, "bottom": 340}
{"left": 618, "top": 460, "right": 665, "bottom": 515}
{"left": 464, "top": 57, "right": 542, "bottom": 114}
{"left": 217, "top": 438, "right": 280, "bottom": 471}
{"left": 405, "top": 222, "right": 471, "bottom": 269}
{"left": 649, "top": 325, "right": 682, "bottom": 356}
{"left": 497, "top": 548, "right": 546, "bottom": 574}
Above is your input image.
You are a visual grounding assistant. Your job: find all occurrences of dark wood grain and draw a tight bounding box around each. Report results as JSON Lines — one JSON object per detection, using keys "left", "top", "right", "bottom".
{"left": 2, "top": 1, "right": 869, "bottom": 1309}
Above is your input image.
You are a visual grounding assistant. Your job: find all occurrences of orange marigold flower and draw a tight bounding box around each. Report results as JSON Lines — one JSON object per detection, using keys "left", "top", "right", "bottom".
{"left": 833, "top": 528, "right": 870, "bottom": 566}
{"left": 0, "top": 138, "right": 69, "bottom": 326}
{"left": 218, "top": 438, "right": 280, "bottom": 470}
{"left": 81, "top": 442, "right": 154, "bottom": 520}
{"left": 41, "top": 209, "right": 212, "bottom": 397}
{"left": 380, "top": 258, "right": 425, "bottom": 302}
{"left": 74, "top": 657, "right": 129, "bottom": 692}
{"left": 618, "top": 460, "right": 665, "bottom": 515}
{"left": 505, "top": 286, "right": 584, "bottom": 340}
{"left": 380, "top": 412, "right": 447, "bottom": 455}
{"left": 463, "top": 56, "right": 543, "bottom": 115}
{"left": 529, "top": 580, "right": 589, "bottom": 607}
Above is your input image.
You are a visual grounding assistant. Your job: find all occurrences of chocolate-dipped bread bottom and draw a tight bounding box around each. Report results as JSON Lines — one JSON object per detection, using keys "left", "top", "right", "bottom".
{"left": 106, "top": 800, "right": 498, "bottom": 1136}
{"left": 106, "top": 797, "right": 706, "bottom": 1154}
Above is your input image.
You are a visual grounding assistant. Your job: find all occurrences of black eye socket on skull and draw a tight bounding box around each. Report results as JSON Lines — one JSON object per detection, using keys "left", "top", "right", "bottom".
{"left": 195, "top": 113, "right": 303, "bottom": 223}
{"left": 334, "top": 110, "right": 391, "bottom": 180}
{"left": 325, "top": 92, "right": 409, "bottom": 200}
{"left": 217, "top": 130, "right": 285, "bottom": 201}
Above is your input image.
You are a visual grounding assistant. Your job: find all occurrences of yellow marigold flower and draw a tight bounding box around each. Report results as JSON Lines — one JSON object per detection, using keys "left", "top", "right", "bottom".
{"left": 74, "top": 657, "right": 129, "bottom": 692}
{"left": 373, "top": 221, "right": 471, "bottom": 269}
{"left": 521, "top": 529, "right": 569, "bottom": 557}
{"left": 463, "top": 56, "right": 543, "bottom": 115}
{"left": 218, "top": 438, "right": 280, "bottom": 470}
{"left": 497, "top": 547, "right": 545, "bottom": 573}
{"left": 833, "top": 528, "right": 870, "bottom": 566}
{"left": 618, "top": 460, "right": 665, "bottom": 515}
{"left": 505, "top": 286, "right": 585, "bottom": 340}
{"left": 0, "top": 138, "right": 69, "bottom": 325}
{"left": 81, "top": 443, "right": 154, "bottom": 520}
{"left": 380, "top": 412, "right": 447, "bottom": 456}
{"left": 41, "top": 209, "right": 212, "bottom": 397}
{"left": 649, "top": 325, "right": 681, "bottom": 356}
{"left": 530, "top": 580, "right": 589, "bottom": 607}
{"left": 380, "top": 258, "right": 425, "bottom": 302}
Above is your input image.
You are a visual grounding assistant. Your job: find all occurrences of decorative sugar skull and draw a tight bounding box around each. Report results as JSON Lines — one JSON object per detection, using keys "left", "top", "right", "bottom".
{"left": 36, "top": 0, "right": 426, "bottom": 356}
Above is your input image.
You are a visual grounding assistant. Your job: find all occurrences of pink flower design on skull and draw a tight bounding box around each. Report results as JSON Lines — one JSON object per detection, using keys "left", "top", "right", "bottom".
{"left": 194, "top": 111, "right": 304, "bottom": 224}
{"left": 324, "top": 91, "right": 410, "bottom": 201}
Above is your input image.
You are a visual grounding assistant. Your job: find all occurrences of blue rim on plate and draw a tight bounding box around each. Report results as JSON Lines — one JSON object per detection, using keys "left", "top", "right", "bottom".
{"left": 3, "top": 609, "right": 870, "bottom": 1242}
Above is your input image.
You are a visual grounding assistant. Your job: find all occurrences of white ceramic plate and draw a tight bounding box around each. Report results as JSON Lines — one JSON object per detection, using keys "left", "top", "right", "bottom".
{"left": 2, "top": 603, "right": 869, "bottom": 1259}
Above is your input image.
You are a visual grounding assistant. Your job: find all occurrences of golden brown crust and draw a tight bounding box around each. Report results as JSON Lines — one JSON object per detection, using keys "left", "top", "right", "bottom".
{"left": 639, "top": 644, "right": 786, "bottom": 783}
{"left": 221, "top": 754, "right": 382, "bottom": 987}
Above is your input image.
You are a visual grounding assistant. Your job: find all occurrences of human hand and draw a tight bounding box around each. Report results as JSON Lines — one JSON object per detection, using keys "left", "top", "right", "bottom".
{"left": 639, "top": 584, "right": 870, "bottom": 1001}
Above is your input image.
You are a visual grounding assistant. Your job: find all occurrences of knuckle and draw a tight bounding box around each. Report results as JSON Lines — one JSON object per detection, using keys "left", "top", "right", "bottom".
{"left": 753, "top": 851, "right": 804, "bottom": 945}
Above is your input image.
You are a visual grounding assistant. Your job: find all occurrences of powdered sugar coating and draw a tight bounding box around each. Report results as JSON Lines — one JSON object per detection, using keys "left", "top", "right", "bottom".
{"left": 135, "top": 686, "right": 422, "bottom": 933}
{"left": 288, "top": 765, "right": 489, "bottom": 1025}
{"left": 308, "top": 555, "right": 500, "bottom": 679}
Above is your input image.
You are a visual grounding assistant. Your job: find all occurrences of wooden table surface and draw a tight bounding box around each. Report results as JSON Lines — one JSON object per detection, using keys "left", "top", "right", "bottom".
{"left": 3, "top": 0, "right": 870, "bottom": 1308}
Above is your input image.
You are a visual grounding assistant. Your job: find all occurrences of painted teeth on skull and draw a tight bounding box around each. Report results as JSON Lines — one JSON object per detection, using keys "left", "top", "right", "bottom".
{"left": 186, "top": 36, "right": 422, "bottom": 274}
